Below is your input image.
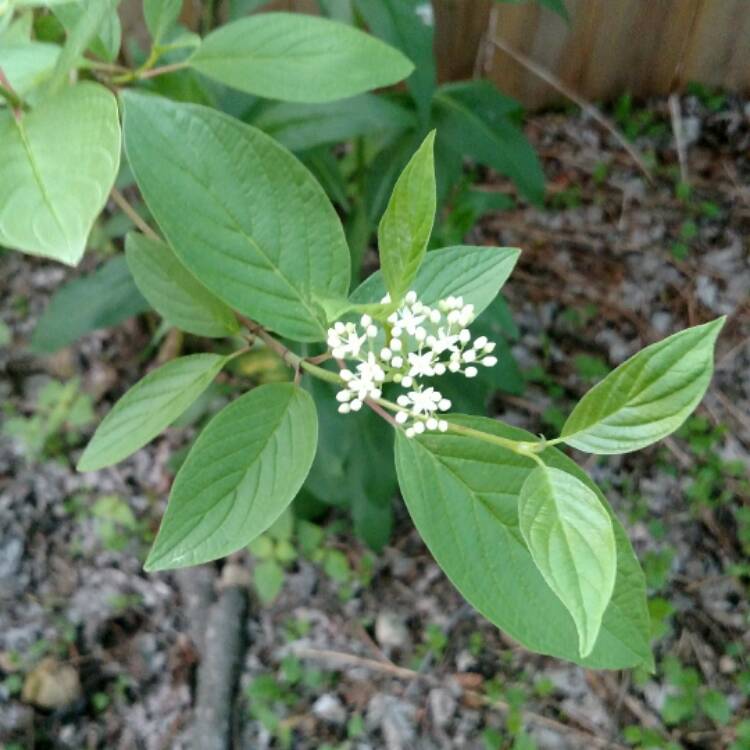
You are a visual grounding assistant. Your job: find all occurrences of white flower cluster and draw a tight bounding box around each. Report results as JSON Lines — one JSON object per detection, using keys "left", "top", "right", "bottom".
{"left": 327, "top": 291, "right": 498, "bottom": 438}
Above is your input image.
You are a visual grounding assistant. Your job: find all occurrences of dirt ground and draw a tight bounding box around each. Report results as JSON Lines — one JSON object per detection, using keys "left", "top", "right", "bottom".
{"left": 1, "top": 92, "right": 749, "bottom": 749}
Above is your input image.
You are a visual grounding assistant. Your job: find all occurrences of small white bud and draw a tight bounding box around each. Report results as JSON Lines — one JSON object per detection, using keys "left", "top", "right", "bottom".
{"left": 350, "top": 399, "right": 363, "bottom": 411}
{"left": 405, "top": 427, "right": 415, "bottom": 438}
{"left": 392, "top": 325, "right": 402, "bottom": 337}
{"left": 334, "top": 322, "right": 346, "bottom": 333}
{"left": 405, "top": 290, "right": 418, "bottom": 304}
{"left": 390, "top": 338, "right": 402, "bottom": 352}
{"left": 426, "top": 335, "right": 437, "bottom": 348}
{"left": 396, "top": 411, "right": 408, "bottom": 424}
{"left": 371, "top": 388, "right": 382, "bottom": 399}
{"left": 447, "top": 310, "right": 460, "bottom": 324}
{"left": 459, "top": 329, "right": 471, "bottom": 344}
{"left": 414, "top": 421, "right": 425, "bottom": 434}
{"left": 438, "top": 420, "right": 448, "bottom": 432}
{"left": 465, "top": 366, "right": 478, "bottom": 378}
{"left": 483, "top": 342, "right": 496, "bottom": 353}
{"left": 332, "top": 347, "right": 346, "bottom": 359}
{"left": 482, "top": 356, "right": 497, "bottom": 367}
{"left": 415, "top": 327, "right": 426, "bottom": 342}
{"left": 338, "top": 403, "right": 351, "bottom": 414}
{"left": 397, "top": 395, "right": 410, "bottom": 407}
{"left": 341, "top": 369, "right": 353, "bottom": 381}
{"left": 391, "top": 356, "right": 403, "bottom": 368}
{"left": 402, "top": 376, "right": 413, "bottom": 388}
{"left": 426, "top": 418, "right": 438, "bottom": 430}
{"left": 438, "top": 398, "right": 451, "bottom": 411}
{"left": 366, "top": 324, "right": 378, "bottom": 338}
{"left": 336, "top": 390, "right": 351, "bottom": 402}
{"left": 474, "top": 336, "right": 488, "bottom": 349}
{"left": 393, "top": 373, "right": 403, "bottom": 383}
{"left": 462, "top": 349, "right": 476, "bottom": 363}
{"left": 430, "top": 309, "right": 441, "bottom": 324}
{"left": 380, "top": 347, "right": 392, "bottom": 361}
{"left": 434, "top": 363, "right": 446, "bottom": 375}
{"left": 381, "top": 293, "right": 391, "bottom": 304}
{"left": 360, "top": 314, "right": 372, "bottom": 327}
{"left": 448, "top": 361, "right": 461, "bottom": 373}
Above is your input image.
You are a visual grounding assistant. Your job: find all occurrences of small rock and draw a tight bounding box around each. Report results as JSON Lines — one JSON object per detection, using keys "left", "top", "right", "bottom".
{"left": 313, "top": 693, "right": 347, "bottom": 725}
{"left": 22, "top": 658, "right": 80, "bottom": 709}
{"left": 428, "top": 687, "right": 456, "bottom": 728}
{"left": 367, "top": 694, "right": 416, "bottom": 750}
{"left": 375, "top": 611, "right": 409, "bottom": 649}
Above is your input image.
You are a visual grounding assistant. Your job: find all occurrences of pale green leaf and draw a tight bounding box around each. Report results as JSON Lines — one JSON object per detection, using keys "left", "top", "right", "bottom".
{"left": 121, "top": 90, "right": 350, "bottom": 341}
{"left": 48, "top": 0, "right": 119, "bottom": 88}
{"left": 78, "top": 353, "right": 229, "bottom": 472}
{"left": 53, "top": 0, "right": 121, "bottom": 63}
{"left": 143, "top": 0, "right": 181, "bottom": 42}
{"left": 350, "top": 245, "right": 520, "bottom": 318}
{"left": 125, "top": 232, "right": 240, "bottom": 338}
{"left": 252, "top": 94, "right": 414, "bottom": 152}
{"left": 0, "top": 82, "right": 120, "bottom": 265}
{"left": 31, "top": 255, "right": 148, "bottom": 353}
{"left": 144, "top": 383, "right": 318, "bottom": 570}
{"left": 0, "top": 42, "right": 59, "bottom": 98}
{"left": 561, "top": 318, "right": 725, "bottom": 454}
{"left": 394, "top": 416, "right": 653, "bottom": 669}
{"left": 378, "top": 131, "right": 436, "bottom": 303}
{"left": 190, "top": 12, "right": 414, "bottom": 103}
{"left": 518, "top": 465, "right": 616, "bottom": 657}
{"left": 0, "top": 10, "right": 33, "bottom": 44}
{"left": 254, "top": 559, "right": 285, "bottom": 604}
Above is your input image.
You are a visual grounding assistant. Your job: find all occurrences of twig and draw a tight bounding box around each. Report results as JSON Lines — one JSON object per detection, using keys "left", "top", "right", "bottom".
{"left": 292, "top": 647, "right": 628, "bottom": 749}
{"left": 489, "top": 36, "right": 653, "bottom": 181}
{"left": 366, "top": 398, "right": 398, "bottom": 427}
{"left": 668, "top": 93, "right": 690, "bottom": 185}
{"left": 110, "top": 187, "right": 160, "bottom": 241}
{"left": 139, "top": 61, "right": 189, "bottom": 80}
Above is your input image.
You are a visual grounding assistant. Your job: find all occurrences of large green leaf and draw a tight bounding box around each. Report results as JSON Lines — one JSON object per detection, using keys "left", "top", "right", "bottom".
{"left": 518, "top": 465, "right": 616, "bottom": 658}
{"left": 31, "top": 255, "right": 148, "bottom": 352}
{"left": 354, "top": 0, "right": 436, "bottom": 123}
{"left": 0, "top": 42, "right": 59, "bottom": 98}
{"left": 434, "top": 83, "right": 544, "bottom": 205}
{"left": 78, "top": 353, "right": 229, "bottom": 472}
{"left": 145, "top": 383, "right": 318, "bottom": 570}
{"left": 0, "top": 82, "right": 120, "bottom": 265}
{"left": 351, "top": 245, "right": 519, "bottom": 319}
{"left": 394, "top": 415, "right": 652, "bottom": 669}
{"left": 143, "top": 0, "right": 181, "bottom": 43}
{"left": 561, "top": 318, "right": 725, "bottom": 454}
{"left": 125, "top": 232, "right": 239, "bottom": 338}
{"left": 252, "top": 94, "right": 414, "bottom": 152}
{"left": 190, "top": 12, "right": 414, "bottom": 104}
{"left": 121, "top": 91, "right": 350, "bottom": 342}
{"left": 378, "top": 131, "right": 436, "bottom": 303}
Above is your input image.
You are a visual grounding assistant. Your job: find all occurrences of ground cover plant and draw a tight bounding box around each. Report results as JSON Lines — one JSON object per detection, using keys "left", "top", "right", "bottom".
{"left": 0, "top": 0, "right": 730, "bottom": 683}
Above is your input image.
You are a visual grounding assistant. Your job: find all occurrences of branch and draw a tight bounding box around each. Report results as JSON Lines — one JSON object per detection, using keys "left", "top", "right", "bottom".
{"left": 110, "top": 187, "right": 160, "bottom": 241}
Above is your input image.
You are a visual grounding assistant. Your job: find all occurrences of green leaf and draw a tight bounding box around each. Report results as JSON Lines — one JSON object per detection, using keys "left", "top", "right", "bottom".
{"left": 53, "top": 0, "right": 121, "bottom": 62}
{"left": 350, "top": 245, "right": 520, "bottom": 320}
{"left": 560, "top": 318, "right": 725, "bottom": 454}
{"left": 354, "top": 0, "right": 436, "bottom": 122}
{"left": 78, "top": 353, "right": 229, "bottom": 472}
{"left": 378, "top": 131, "right": 436, "bottom": 303}
{"left": 252, "top": 94, "right": 414, "bottom": 152}
{"left": 0, "top": 42, "right": 59, "bottom": 98}
{"left": 144, "top": 383, "right": 318, "bottom": 570}
{"left": 31, "top": 255, "right": 148, "bottom": 353}
{"left": 394, "top": 416, "right": 652, "bottom": 669}
{"left": 143, "top": 0, "right": 181, "bottom": 43}
{"left": 518, "top": 465, "right": 616, "bottom": 657}
{"left": 0, "top": 82, "right": 120, "bottom": 265}
{"left": 434, "top": 84, "right": 545, "bottom": 204}
{"left": 125, "top": 232, "right": 239, "bottom": 338}
{"left": 48, "top": 0, "right": 119, "bottom": 88}
{"left": 190, "top": 12, "right": 414, "bottom": 103}
{"left": 121, "top": 91, "right": 350, "bottom": 342}
{"left": 254, "top": 559, "right": 285, "bottom": 604}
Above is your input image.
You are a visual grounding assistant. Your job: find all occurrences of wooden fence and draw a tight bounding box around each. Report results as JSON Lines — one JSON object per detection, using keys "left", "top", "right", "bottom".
{"left": 128, "top": 0, "right": 750, "bottom": 109}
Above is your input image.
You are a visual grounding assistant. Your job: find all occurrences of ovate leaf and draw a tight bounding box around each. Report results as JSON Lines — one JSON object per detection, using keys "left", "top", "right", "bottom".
{"left": 378, "top": 131, "right": 436, "bottom": 303}
{"left": 121, "top": 91, "right": 350, "bottom": 341}
{"left": 0, "top": 43, "right": 60, "bottom": 98}
{"left": 252, "top": 94, "right": 415, "bottom": 152}
{"left": 0, "top": 82, "right": 120, "bottom": 265}
{"left": 145, "top": 383, "right": 318, "bottom": 570}
{"left": 143, "top": 0, "right": 182, "bottom": 42}
{"left": 518, "top": 465, "right": 616, "bottom": 657}
{"left": 77, "top": 353, "right": 229, "bottom": 471}
{"left": 190, "top": 12, "right": 414, "bottom": 103}
{"left": 561, "top": 318, "right": 725, "bottom": 454}
{"left": 394, "top": 416, "right": 652, "bottom": 669}
{"left": 351, "top": 245, "right": 520, "bottom": 320}
{"left": 31, "top": 255, "right": 148, "bottom": 353}
{"left": 125, "top": 232, "right": 239, "bottom": 338}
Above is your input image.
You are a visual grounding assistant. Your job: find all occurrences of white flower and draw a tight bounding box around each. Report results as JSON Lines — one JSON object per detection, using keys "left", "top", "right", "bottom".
{"left": 429, "top": 327, "right": 460, "bottom": 354}
{"left": 407, "top": 350, "right": 436, "bottom": 378}
{"left": 327, "top": 321, "right": 366, "bottom": 359}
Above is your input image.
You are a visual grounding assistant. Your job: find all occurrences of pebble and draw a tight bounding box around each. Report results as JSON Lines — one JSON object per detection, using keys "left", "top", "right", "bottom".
{"left": 312, "top": 693, "right": 347, "bottom": 725}
{"left": 375, "top": 611, "right": 410, "bottom": 649}
{"left": 428, "top": 687, "right": 456, "bottom": 728}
